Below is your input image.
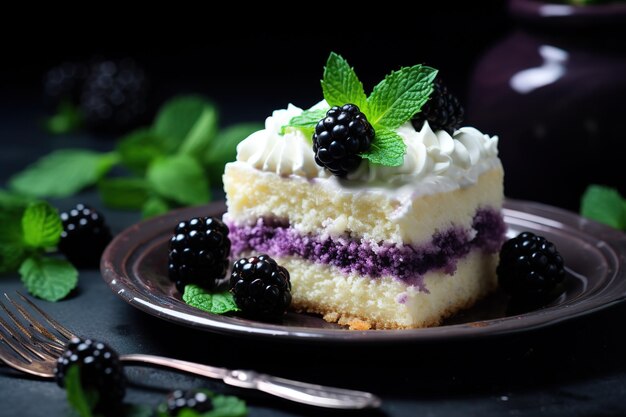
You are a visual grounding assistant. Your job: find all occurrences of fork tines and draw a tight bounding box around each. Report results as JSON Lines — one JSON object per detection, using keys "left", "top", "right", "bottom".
{"left": 0, "top": 292, "right": 75, "bottom": 374}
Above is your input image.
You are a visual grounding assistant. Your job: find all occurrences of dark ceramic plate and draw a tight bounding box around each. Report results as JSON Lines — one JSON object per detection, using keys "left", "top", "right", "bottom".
{"left": 101, "top": 200, "right": 626, "bottom": 343}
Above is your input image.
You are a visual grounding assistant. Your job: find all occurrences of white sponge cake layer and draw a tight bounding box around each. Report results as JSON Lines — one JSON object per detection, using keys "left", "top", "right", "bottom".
{"left": 237, "top": 250, "right": 498, "bottom": 329}
{"left": 223, "top": 161, "right": 504, "bottom": 245}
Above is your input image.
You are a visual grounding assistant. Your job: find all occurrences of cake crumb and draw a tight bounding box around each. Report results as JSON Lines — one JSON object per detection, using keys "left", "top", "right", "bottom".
{"left": 347, "top": 319, "right": 372, "bottom": 331}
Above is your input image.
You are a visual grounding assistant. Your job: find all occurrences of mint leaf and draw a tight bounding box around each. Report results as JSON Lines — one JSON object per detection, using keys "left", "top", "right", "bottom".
{"left": 0, "top": 192, "right": 29, "bottom": 273}
{"left": 360, "top": 128, "right": 406, "bottom": 167}
{"left": 9, "top": 150, "right": 118, "bottom": 198}
{"left": 0, "top": 243, "right": 26, "bottom": 274}
{"left": 154, "top": 96, "right": 217, "bottom": 155}
{"left": 205, "top": 122, "right": 263, "bottom": 182}
{"left": 280, "top": 108, "right": 328, "bottom": 136}
{"left": 65, "top": 366, "right": 96, "bottom": 417}
{"left": 19, "top": 256, "right": 78, "bottom": 301}
{"left": 141, "top": 196, "right": 171, "bottom": 219}
{"left": 21, "top": 201, "right": 62, "bottom": 249}
{"left": 117, "top": 128, "right": 168, "bottom": 174}
{"left": 183, "top": 285, "right": 240, "bottom": 314}
{"left": 581, "top": 185, "right": 626, "bottom": 230}
{"left": 98, "top": 178, "right": 151, "bottom": 210}
{"left": 43, "top": 101, "right": 83, "bottom": 135}
{"left": 367, "top": 65, "right": 437, "bottom": 129}
{"left": 321, "top": 52, "right": 367, "bottom": 110}
{"left": 208, "top": 394, "right": 248, "bottom": 417}
{"left": 147, "top": 155, "right": 210, "bottom": 206}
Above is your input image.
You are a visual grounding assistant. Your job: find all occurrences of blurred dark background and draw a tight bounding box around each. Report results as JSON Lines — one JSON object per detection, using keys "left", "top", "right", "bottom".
{"left": 1, "top": 4, "right": 509, "bottom": 122}
{"left": 2, "top": 1, "right": 624, "bottom": 210}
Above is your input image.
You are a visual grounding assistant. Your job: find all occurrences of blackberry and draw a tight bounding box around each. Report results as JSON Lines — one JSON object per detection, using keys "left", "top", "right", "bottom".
{"left": 59, "top": 204, "right": 112, "bottom": 268}
{"left": 497, "top": 232, "right": 566, "bottom": 301}
{"left": 165, "top": 390, "right": 214, "bottom": 416}
{"left": 411, "top": 79, "right": 464, "bottom": 134}
{"left": 55, "top": 337, "right": 125, "bottom": 410}
{"left": 168, "top": 217, "right": 231, "bottom": 293}
{"left": 80, "top": 58, "right": 149, "bottom": 132}
{"left": 313, "top": 104, "right": 374, "bottom": 177}
{"left": 230, "top": 254, "right": 291, "bottom": 320}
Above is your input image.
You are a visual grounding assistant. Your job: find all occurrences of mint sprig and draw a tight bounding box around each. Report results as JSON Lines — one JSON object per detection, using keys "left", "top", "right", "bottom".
{"left": 11, "top": 95, "right": 262, "bottom": 219}
{"left": 321, "top": 52, "right": 367, "bottom": 110}
{"left": 282, "top": 52, "right": 437, "bottom": 168}
{"left": 580, "top": 185, "right": 626, "bottom": 230}
{"left": 182, "top": 284, "right": 240, "bottom": 314}
{"left": 366, "top": 64, "right": 437, "bottom": 129}
{"left": 0, "top": 197, "right": 78, "bottom": 301}
{"left": 279, "top": 108, "right": 328, "bottom": 138}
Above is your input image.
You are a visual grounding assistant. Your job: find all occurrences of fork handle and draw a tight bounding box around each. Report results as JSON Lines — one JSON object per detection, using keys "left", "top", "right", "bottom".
{"left": 120, "top": 354, "right": 380, "bottom": 409}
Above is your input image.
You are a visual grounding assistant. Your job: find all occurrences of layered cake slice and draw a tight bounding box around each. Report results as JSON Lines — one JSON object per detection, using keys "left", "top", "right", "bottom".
{"left": 223, "top": 54, "right": 505, "bottom": 329}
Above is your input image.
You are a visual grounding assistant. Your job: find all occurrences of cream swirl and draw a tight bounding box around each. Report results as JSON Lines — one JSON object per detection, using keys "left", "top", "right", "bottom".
{"left": 236, "top": 104, "right": 323, "bottom": 178}
{"left": 235, "top": 104, "right": 500, "bottom": 189}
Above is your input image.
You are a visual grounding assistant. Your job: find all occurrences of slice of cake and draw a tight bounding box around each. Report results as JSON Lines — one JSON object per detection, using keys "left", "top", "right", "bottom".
{"left": 222, "top": 53, "right": 505, "bottom": 329}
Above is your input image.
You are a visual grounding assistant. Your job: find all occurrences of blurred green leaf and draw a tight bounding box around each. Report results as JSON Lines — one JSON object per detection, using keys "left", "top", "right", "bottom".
{"left": 9, "top": 150, "right": 118, "bottom": 198}
{"left": 147, "top": 155, "right": 210, "bottom": 206}
{"left": 43, "top": 101, "right": 83, "bottom": 135}
{"left": 141, "top": 196, "right": 171, "bottom": 219}
{"left": 117, "top": 128, "right": 168, "bottom": 174}
{"left": 580, "top": 185, "right": 626, "bottom": 230}
{"left": 204, "top": 123, "right": 263, "bottom": 182}
{"left": 65, "top": 366, "right": 96, "bottom": 417}
{"left": 19, "top": 256, "right": 78, "bottom": 302}
{"left": 98, "top": 178, "right": 152, "bottom": 210}
{"left": 154, "top": 96, "right": 218, "bottom": 155}
{"left": 21, "top": 201, "right": 62, "bottom": 249}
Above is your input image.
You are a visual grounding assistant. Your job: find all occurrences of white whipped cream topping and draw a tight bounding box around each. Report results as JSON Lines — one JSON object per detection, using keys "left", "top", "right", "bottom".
{"left": 236, "top": 104, "right": 325, "bottom": 179}
{"left": 235, "top": 103, "right": 501, "bottom": 194}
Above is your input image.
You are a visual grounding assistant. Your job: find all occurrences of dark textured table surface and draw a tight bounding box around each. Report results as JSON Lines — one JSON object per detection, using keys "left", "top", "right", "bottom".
{"left": 1, "top": 100, "right": 626, "bottom": 417}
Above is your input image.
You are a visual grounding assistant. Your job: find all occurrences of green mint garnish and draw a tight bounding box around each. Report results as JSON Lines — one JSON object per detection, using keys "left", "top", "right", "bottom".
{"left": 321, "top": 52, "right": 367, "bottom": 110}
{"left": 13, "top": 95, "right": 260, "bottom": 219}
{"left": 98, "top": 178, "right": 152, "bottom": 211}
{"left": 580, "top": 185, "right": 626, "bottom": 230}
{"left": 154, "top": 95, "right": 218, "bottom": 156}
{"left": 65, "top": 366, "right": 98, "bottom": 417}
{"left": 22, "top": 201, "right": 62, "bottom": 249}
{"left": 19, "top": 255, "right": 78, "bottom": 302}
{"left": 0, "top": 196, "right": 78, "bottom": 301}
{"left": 204, "top": 122, "right": 264, "bottom": 180}
{"left": 9, "top": 149, "right": 118, "bottom": 198}
{"left": 182, "top": 284, "right": 240, "bottom": 315}
{"left": 366, "top": 64, "right": 437, "bottom": 129}
{"left": 279, "top": 108, "right": 328, "bottom": 138}
{"left": 43, "top": 101, "right": 83, "bottom": 135}
{"left": 360, "top": 128, "right": 406, "bottom": 167}
{"left": 282, "top": 52, "right": 437, "bottom": 168}
{"left": 147, "top": 154, "right": 211, "bottom": 206}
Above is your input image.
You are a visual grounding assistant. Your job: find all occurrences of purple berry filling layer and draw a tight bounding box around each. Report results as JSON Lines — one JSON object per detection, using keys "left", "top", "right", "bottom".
{"left": 228, "top": 208, "right": 506, "bottom": 289}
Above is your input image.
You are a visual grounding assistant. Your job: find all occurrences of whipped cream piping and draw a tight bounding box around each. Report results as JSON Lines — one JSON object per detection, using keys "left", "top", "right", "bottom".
{"left": 235, "top": 103, "right": 500, "bottom": 189}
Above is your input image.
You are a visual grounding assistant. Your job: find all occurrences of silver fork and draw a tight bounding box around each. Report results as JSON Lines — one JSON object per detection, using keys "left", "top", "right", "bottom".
{"left": 0, "top": 293, "right": 380, "bottom": 409}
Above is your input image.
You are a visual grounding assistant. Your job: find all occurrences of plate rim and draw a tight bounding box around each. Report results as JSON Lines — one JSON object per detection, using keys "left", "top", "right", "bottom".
{"left": 100, "top": 199, "right": 626, "bottom": 344}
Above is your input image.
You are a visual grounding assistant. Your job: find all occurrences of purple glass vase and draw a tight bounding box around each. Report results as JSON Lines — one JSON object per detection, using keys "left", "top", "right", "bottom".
{"left": 467, "top": 0, "right": 626, "bottom": 210}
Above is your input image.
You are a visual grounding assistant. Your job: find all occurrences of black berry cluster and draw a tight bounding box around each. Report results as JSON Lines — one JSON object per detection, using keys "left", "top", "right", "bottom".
{"left": 43, "top": 58, "right": 149, "bottom": 132}
{"left": 497, "top": 232, "right": 566, "bottom": 301}
{"left": 313, "top": 104, "right": 374, "bottom": 177}
{"left": 168, "top": 217, "right": 231, "bottom": 292}
{"left": 230, "top": 254, "right": 292, "bottom": 320}
{"left": 59, "top": 204, "right": 112, "bottom": 268}
{"left": 55, "top": 337, "right": 125, "bottom": 410}
{"left": 411, "top": 79, "right": 464, "bottom": 134}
